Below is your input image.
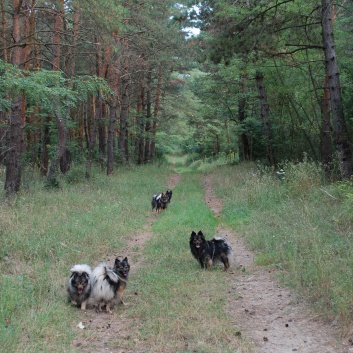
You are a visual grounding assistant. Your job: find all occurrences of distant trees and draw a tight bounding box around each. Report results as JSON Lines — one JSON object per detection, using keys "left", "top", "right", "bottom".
{"left": 183, "top": 0, "right": 353, "bottom": 179}
{"left": 0, "top": 0, "right": 187, "bottom": 195}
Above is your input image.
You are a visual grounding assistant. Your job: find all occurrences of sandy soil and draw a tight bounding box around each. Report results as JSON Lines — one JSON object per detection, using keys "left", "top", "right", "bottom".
{"left": 69, "top": 172, "right": 351, "bottom": 353}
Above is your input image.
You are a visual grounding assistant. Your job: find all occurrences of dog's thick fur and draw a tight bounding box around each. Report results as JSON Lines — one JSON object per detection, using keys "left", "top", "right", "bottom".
{"left": 151, "top": 192, "right": 169, "bottom": 212}
{"left": 67, "top": 264, "right": 92, "bottom": 310}
{"left": 189, "top": 231, "right": 233, "bottom": 271}
{"left": 92, "top": 257, "right": 130, "bottom": 313}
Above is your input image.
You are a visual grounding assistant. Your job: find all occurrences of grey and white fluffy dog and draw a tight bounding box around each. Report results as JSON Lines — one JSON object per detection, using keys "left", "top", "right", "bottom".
{"left": 66, "top": 264, "right": 92, "bottom": 310}
{"left": 91, "top": 257, "right": 130, "bottom": 313}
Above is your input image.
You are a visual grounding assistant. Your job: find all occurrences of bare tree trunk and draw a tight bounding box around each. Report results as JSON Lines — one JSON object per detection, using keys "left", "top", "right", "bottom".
{"left": 320, "top": 75, "right": 332, "bottom": 169}
{"left": 255, "top": 72, "right": 276, "bottom": 165}
{"left": 136, "top": 75, "right": 145, "bottom": 165}
{"left": 26, "top": 1, "right": 39, "bottom": 167}
{"left": 118, "top": 75, "right": 129, "bottom": 164}
{"left": 47, "top": 0, "right": 70, "bottom": 182}
{"left": 97, "top": 44, "right": 111, "bottom": 170}
{"left": 86, "top": 94, "right": 101, "bottom": 179}
{"left": 239, "top": 76, "right": 251, "bottom": 161}
{"left": 107, "top": 93, "right": 117, "bottom": 175}
{"left": 1, "top": 0, "right": 7, "bottom": 62}
{"left": 322, "top": 0, "right": 352, "bottom": 179}
{"left": 69, "top": 1, "right": 79, "bottom": 77}
{"left": 144, "top": 69, "right": 152, "bottom": 163}
{"left": 150, "top": 65, "right": 163, "bottom": 160}
{"left": 5, "top": 0, "right": 24, "bottom": 196}
{"left": 98, "top": 109, "right": 107, "bottom": 171}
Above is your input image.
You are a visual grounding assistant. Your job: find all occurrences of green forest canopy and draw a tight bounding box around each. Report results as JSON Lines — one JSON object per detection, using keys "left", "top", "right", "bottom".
{"left": 1, "top": 0, "right": 353, "bottom": 195}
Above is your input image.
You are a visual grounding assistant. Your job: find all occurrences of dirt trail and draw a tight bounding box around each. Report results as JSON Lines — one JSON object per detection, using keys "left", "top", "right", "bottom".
{"left": 70, "top": 172, "right": 349, "bottom": 353}
{"left": 70, "top": 174, "right": 181, "bottom": 352}
{"left": 204, "top": 174, "right": 349, "bottom": 353}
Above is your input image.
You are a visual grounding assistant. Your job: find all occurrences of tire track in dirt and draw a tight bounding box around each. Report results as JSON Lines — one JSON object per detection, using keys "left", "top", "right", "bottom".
{"left": 70, "top": 174, "right": 181, "bottom": 353}
{"left": 204, "top": 173, "right": 348, "bottom": 353}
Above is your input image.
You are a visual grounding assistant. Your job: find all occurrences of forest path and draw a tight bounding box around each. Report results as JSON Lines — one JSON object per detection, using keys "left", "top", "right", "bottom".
{"left": 204, "top": 173, "right": 348, "bottom": 353}
{"left": 70, "top": 174, "right": 181, "bottom": 352}
{"left": 70, "top": 171, "right": 348, "bottom": 353}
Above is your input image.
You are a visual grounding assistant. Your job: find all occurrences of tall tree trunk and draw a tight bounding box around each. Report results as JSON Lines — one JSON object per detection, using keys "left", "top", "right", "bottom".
{"left": 150, "top": 65, "right": 163, "bottom": 160}
{"left": 5, "top": 0, "right": 24, "bottom": 196}
{"left": 320, "top": 75, "right": 332, "bottom": 169}
{"left": 136, "top": 74, "right": 145, "bottom": 165}
{"left": 98, "top": 44, "right": 111, "bottom": 170}
{"left": 98, "top": 108, "right": 107, "bottom": 171}
{"left": 107, "top": 94, "right": 117, "bottom": 175}
{"left": 322, "top": 0, "right": 352, "bottom": 179}
{"left": 85, "top": 94, "right": 101, "bottom": 179}
{"left": 70, "top": 2, "right": 79, "bottom": 77}
{"left": 124, "top": 126, "right": 129, "bottom": 163}
{"left": 47, "top": 0, "right": 70, "bottom": 181}
{"left": 144, "top": 69, "right": 152, "bottom": 163}
{"left": 26, "top": 1, "right": 39, "bottom": 167}
{"left": 239, "top": 75, "right": 251, "bottom": 161}
{"left": 1, "top": 0, "right": 7, "bottom": 62}
{"left": 255, "top": 72, "right": 276, "bottom": 166}
{"left": 118, "top": 76, "right": 129, "bottom": 164}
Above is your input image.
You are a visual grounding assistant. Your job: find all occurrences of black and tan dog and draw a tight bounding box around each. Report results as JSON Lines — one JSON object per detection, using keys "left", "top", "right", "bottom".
{"left": 189, "top": 231, "right": 233, "bottom": 271}
{"left": 151, "top": 192, "right": 169, "bottom": 212}
{"left": 113, "top": 257, "right": 130, "bottom": 305}
{"left": 66, "top": 264, "right": 92, "bottom": 310}
{"left": 92, "top": 257, "right": 130, "bottom": 313}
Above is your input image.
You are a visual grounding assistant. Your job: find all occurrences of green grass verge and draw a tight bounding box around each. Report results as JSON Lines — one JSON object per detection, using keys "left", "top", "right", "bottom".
{"left": 211, "top": 162, "right": 353, "bottom": 326}
{"left": 0, "top": 164, "right": 170, "bottom": 352}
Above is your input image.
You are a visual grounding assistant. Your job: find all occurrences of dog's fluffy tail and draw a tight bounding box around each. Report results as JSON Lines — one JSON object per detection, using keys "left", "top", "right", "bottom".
{"left": 92, "top": 263, "right": 119, "bottom": 303}
{"left": 70, "top": 264, "right": 92, "bottom": 276}
{"left": 213, "top": 236, "right": 234, "bottom": 265}
{"left": 92, "top": 263, "right": 119, "bottom": 283}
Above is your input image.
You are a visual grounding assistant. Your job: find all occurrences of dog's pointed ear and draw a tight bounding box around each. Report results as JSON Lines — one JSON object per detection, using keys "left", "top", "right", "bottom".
{"left": 191, "top": 231, "right": 196, "bottom": 236}
{"left": 114, "top": 257, "right": 120, "bottom": 266}
{"left": 198, "top": 230, "right": 203, "bottom": 235}
{"left": 123, "top": 257, "right": 128, "bottom": 262}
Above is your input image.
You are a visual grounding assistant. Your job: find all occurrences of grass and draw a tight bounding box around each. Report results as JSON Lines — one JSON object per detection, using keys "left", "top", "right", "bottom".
{"left": 2, "top": 155, "right": 353, "bottom": 352}
{"left": 117, "top": 173, "right": 248, "bottom": 352}
{"left": 0, "top": 163, "right": 250, "bottom": 353}
{"left": 0, "top": 164, "right": 170, "bottom": 352}
{"left": 211, "top": 162, "right": 353, "bottom": 327}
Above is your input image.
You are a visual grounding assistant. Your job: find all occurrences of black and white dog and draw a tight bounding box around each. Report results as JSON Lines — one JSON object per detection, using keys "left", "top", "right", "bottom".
{"left": 66, "top": 264, "right": 92, "bottom": 310}
{"left": 151, "top": 192, "right": 169, "bottom": 212}
{"left": 91, "top": 257, "right": 130, "bottom": 313}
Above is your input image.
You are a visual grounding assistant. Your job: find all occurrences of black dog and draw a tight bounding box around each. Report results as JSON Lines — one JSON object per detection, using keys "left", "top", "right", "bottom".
{"left": 189, "top": 231, "right": 233, "bottom": 271}
{"left": 151, "top": 192, "right": 169, "bottom": 212}
{"left": 166, "top": 189, "right": 172, "bottom": 203}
